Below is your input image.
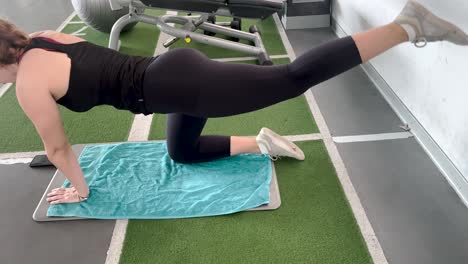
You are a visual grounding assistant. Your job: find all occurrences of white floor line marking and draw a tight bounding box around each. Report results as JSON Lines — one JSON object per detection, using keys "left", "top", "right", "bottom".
{"left": 0, "top": 158, "right": 33, "bottom": 165}
{"left": 127, "top": 114, "right": 154, "bottom": 142}
{"left": 105, "top": 11, "right": 177, "bottom": 264}
{"left": 57, "top": 11, "right": 78, "bottom": 32}
{"left": 70, "top": 25, "right": 88, "bottom": 36}
{"left": 105, "top": 219, "right": 129, "bottom": 264}
{"left": 0, "top": 83, "right": 12, "bottom": 98}
{"left": 0, "top": 151, "right": 45, "bottom": 159}
{"left": 273, "top": 13, "right": 388, "bottom": 264}
{"left": 67, "top": 21, "right": 86, "bottom": 25}
{"left": 334, "top": 131, "right": 413, "bottom": 143}
{"left": 285, "top": 133, "right": 322, "bottom": 142}
{"left": 214, "top": 54, "right": 289, "bottom": 62}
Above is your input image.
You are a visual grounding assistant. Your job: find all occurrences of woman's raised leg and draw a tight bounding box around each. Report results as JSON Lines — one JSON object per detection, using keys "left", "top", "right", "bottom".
{"left": 143, "top": 1, "right": 467, "bottom": 119}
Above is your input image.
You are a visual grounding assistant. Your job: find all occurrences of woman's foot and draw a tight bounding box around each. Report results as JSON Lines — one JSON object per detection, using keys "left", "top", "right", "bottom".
{"left": 395, "top": 1, "right": 468, "bottom": 47}
{"left": 256, "top": 127, "right": 305, "bottom": 161}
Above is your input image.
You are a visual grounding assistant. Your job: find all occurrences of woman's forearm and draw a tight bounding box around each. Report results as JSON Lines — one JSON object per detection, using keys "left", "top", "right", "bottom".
{"left": 47, "top": 145, "right": 89, "bottom": 197}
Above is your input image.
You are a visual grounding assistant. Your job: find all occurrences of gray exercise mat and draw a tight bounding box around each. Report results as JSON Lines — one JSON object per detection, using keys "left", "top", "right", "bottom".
{"left": 33, "top": 144, "right": 281, "bottom": 222}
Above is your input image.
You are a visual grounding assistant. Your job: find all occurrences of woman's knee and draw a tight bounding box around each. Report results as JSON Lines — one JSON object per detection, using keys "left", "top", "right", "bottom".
{"left": 167, "top": 143, "right": 195, "bottom": 164}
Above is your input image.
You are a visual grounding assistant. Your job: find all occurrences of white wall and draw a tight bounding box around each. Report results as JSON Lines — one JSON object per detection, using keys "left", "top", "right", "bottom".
{"left": 332, "top": 0, "right": 468, "bottom": 179}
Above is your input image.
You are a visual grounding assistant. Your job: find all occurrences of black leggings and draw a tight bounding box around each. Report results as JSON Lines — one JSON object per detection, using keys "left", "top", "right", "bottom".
{"left": 142, "top": 36, "right": 362, "bottom": 163}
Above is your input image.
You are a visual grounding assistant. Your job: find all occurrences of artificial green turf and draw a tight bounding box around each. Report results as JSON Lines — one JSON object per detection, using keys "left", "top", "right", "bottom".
{"left": 148, "top": 58, "right": 318, "bottom": 139}
{"left": 63, "top": 9, "right": 165, "bottom": 55}
{"left": 70, "top": 14, "right": 82, "bottom": 22}
{"left": 0, "top": 12, "right": 163, "bottom": 153}
{"left": 0, "top": 87, "right": 135, "bottom": 153}
{"left": 0, "top": 87, "right": 43, "bottom": 152}
{"left": 119, "top": 140, "right": 372, "bottom": 264}
{"left": 169, "top": 14, "right": 287, "bottom": 58}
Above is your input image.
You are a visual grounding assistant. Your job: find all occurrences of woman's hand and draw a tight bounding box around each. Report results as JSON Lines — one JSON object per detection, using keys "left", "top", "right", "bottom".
{"left": 46, "top": 186, "right": 86, "bottom": 204}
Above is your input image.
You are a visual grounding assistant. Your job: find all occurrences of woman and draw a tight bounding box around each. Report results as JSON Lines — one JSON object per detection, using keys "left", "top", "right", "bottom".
{"left": 0, "top": 1, "right": 467, "bottom": 204}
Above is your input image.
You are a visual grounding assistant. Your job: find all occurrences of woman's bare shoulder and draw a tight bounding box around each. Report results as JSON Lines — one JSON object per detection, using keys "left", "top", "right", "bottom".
{"left": 29, "top": 30, "right": 86, "bottom": 44}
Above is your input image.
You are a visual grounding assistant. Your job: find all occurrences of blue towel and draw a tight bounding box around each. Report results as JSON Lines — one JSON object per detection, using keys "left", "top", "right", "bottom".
{"left": 47, "top": 142, "right": 272, "bottom": 219}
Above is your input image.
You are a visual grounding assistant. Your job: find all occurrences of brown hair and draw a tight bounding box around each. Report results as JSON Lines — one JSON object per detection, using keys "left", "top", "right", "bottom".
{"left": 0, "top": 18, "right": 30, "bottom": 66}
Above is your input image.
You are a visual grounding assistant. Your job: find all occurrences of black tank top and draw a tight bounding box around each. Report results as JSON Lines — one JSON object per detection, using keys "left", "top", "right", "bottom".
{"left": 20, "top": 37, "right": 156, "bottom": 114}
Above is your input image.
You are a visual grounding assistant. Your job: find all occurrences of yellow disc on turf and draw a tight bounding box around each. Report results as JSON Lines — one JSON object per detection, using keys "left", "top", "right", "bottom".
{"left": 185, "top": 37, "right": 191, "bottom": 43}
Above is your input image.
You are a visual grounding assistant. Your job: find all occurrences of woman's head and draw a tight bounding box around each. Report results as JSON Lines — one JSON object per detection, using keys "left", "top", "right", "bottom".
{"left": 0, "top": 18, "right": 30, "bottom": 83}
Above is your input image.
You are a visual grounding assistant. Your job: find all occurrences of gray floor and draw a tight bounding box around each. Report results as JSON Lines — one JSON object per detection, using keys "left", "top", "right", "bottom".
{"left": 0, "top": 0, "right": 74, "bottom": 32}
{"left": 0, "top": 164, "right": 115, "bottom": 264}
{"left": 287, "top": 28, "right": 468, "bottom": 264}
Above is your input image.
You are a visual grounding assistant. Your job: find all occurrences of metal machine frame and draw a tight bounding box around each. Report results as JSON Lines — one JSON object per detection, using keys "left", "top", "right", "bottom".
{"left": 108, "top": 0, "right": 283, "bottom": 64}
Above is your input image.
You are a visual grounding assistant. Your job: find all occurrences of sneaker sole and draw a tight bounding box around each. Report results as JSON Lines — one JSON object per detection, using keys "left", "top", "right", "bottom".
{"left": 403, "top": 1, "right": 468, "bottom": 44}
{"left": 260, "top": 127, "right": 305, "bottom": 160}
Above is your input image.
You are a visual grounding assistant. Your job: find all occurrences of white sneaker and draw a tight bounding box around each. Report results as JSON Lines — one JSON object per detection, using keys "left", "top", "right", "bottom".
{"left": 256, "top": 127, "right": 305, "bottom": 161}
{"left": 395, "top": 1, "right": 468, "bottom": 47}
